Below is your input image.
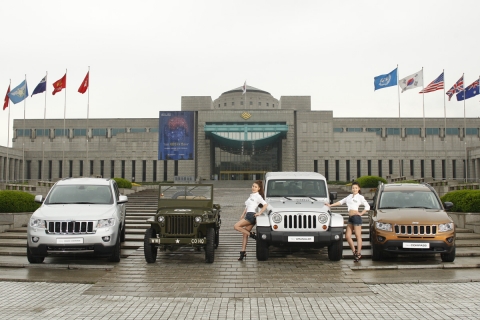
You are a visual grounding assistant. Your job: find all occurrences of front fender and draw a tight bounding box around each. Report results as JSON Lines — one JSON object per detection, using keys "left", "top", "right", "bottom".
{"left": 256, "top": 214, "right": 270, "bottom": 227}
{"left": 330, "top": 213, "right": 344, "bottom": 228}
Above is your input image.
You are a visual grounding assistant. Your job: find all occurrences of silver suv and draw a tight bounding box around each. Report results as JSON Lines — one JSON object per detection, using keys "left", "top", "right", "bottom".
{"left": 27, "top": 178, "right": 128, "bottom": 263}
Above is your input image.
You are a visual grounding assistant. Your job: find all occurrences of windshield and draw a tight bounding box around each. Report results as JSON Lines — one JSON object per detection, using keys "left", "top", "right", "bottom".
{"left": 379, "top": 191, "right": 441, "bottom": 210}
{"left": 267, "top": 179, "right": 327, "bottom": 198}
{"left": 46, "top": 185, "right": 113, "bottom": 205}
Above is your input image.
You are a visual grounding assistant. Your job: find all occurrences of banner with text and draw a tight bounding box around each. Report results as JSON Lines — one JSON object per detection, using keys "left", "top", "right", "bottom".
{"left": 158, "top": 111, "right": 194, "bottom": 160}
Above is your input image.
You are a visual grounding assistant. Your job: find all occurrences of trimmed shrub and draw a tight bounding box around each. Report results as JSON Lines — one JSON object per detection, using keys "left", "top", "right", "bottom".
{"left": 113, "top": 178, "right": 132, "bottom": 189}
{"left": 0, "top": 191, "right": 41, "bottom": 213}
{"left": 441, "top": 190, "right": 480, "bottom": 213}
{"left": 356, "top": 176, "right": 387, "bottom": 188}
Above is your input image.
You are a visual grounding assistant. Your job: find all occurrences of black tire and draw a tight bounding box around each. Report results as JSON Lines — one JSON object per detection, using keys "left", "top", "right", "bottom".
{"left": 108, "top": 232, "right": 121, "bottom": 262}
{"left": 205, "top": 227, "right": 215, "bottom": 263}
{"left": 214, "top": 228, "right": 219, "bottom": 249}
{"left": 144, "top": 227, "right": 158, "bottom": 263}
{"left": 256, "top": 237, "right": 269, "bottom": 261}
{"left": 371, "top": 243, "right": 384, "bottom": 261}
{"left": 172, "top": 191, "right": 194, "bottom": 199}
{"left": 120, "top": 221, "right": 126, "bottom": 243}
{"left": 327, "top": 239, "right": 343, "bottom": 261}
{"left": 441, "top": 246, "right": 456, "bottom": 262}
{"left": 26, "top": 243, "right": 45, "bottom": 264}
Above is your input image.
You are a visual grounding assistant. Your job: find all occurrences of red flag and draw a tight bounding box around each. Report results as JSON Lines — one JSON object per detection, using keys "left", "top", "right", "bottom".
{"left": 3, "top": 85, "right": 10, "bottom": 110}
{"left": 52, "top": 74, "right": 66, "bottom": 95}
{"left": 78, "top": 72, "right": 89, "bottom": 94}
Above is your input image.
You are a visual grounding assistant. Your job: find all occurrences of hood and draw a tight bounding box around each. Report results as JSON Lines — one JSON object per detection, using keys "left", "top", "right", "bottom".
{"left": 31, "top": 204, "right": 118, "bottom": 220}
{"left": 267, "top": 198, "right": 329, "bottom": 213}
{"left": 376, "top": 208, "right": 452, "bottom": 224}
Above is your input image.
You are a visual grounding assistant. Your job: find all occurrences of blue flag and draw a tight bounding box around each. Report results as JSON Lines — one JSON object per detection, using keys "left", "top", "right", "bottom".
{"left": 374, "top": 68, "right": 397, "bottom": 91}
{"left": 31, "top": 76, "right": 46, "bottom": 97}
{"left": 456, "top": 79, "right": 480, "bottom": 101}
{"left": 8, "top": 80, "right": 28, "bottom": 104}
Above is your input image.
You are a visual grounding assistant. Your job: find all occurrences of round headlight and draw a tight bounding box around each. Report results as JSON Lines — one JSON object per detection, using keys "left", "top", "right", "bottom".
{"left": 195, "top": 216, "right": 202, "bottom": 223}
{"left": 272, "top": 213, "right": 282, "bottom": 224}
{"left": 157, "top": 216, "right": 165, "bottom": 223}
{"left": 318, "top": 213, "right": 328, "bottom": 224}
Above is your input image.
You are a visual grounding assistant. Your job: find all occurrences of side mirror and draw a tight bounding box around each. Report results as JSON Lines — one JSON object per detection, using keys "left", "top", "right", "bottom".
{"left": 329, "top": 191, "right": 337, "bottom": 201}
{"left": 118, "top": 195, "right": 128, "bottom": 204}
{"left": 368, "top": 200, "right": 374, "bottom": 210}
{"left": 34, "top": 195, "right": 44, "bottom": 203}
{"left": 443, "top": 201, "right": 453, "bottom": 211}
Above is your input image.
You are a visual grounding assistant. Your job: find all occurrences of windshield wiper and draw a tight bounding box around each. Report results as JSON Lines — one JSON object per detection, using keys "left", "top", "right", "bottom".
{"left": 283, "top": 197, "right": 292, "bottom": 200}
{"left": 380, "top": 206, "right": 398, "bottom": 209}
{"left": 404, "top": 206, "right": 431, "bottom": 209}
{"left": 309, "top": 197, "right": 317, "bottom": 201}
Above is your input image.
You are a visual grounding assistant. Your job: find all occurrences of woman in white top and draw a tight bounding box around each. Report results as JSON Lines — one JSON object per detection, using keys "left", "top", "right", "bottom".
{"left": 326, "top": 181, "right": 370, "bottom": 262}
{"left": 233, "top": 180, "right": 268, "bottom": 261}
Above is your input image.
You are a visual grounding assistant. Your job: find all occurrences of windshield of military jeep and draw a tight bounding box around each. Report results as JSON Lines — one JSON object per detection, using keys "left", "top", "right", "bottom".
{"left": 45, "top": 185, "right": 113, "bottom": 205}
{"left": 379, "top": 191, "right": 442, "bottom": 210}
{"left": 267, "top": 179, "right": 327, "bottom": 198}
{"left": 160, "top": 185, "right": 212, "bottom": 200}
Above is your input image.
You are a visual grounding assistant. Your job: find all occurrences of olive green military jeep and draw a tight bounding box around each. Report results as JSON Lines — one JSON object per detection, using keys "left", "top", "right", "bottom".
{"left": 144, "top": 183, "right": 221, "bottom": 263}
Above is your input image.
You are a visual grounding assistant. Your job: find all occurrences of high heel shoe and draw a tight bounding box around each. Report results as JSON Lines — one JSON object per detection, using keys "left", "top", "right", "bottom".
{"left": 354, "top": 251, "right": 361, "bottom": 263}
{"left": 238, "top": 251, "right": 247, "bottom": 261}
{"left": 249, "top": 232, "right": 257, "bottom": 240}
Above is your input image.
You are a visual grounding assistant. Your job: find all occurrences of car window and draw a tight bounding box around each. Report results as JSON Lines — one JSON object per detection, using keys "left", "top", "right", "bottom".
{"left": 267, "top": 179, "right": 327, "bottom": 197}
{"left": 379, "top": 191, "right": 441, "bottom": 209}
{"left": 46, "top": 185, "right": 113, "bottom": 205}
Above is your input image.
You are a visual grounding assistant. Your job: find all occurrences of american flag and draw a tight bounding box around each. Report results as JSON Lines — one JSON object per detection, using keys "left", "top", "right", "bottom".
{"left": 419, "top": 72, "right": 444, "bottom": 94}
{"left": 446, "top": 75, "right": 464, "bottom": 101}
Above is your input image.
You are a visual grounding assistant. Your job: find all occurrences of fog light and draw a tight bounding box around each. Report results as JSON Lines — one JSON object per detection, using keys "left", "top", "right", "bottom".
{"left": 261, "top": 234, "right": 267, "bottom": 240}
{"left": 334, "top": 234, "right": 340, "bottom": 240}
{"left": 446, "top": 236, "right": 454, "bottom": 243}
{"left": 32, "top": 237, "right": 39, "bottom": 243}
{"left": 377, "top": 236, "right": 386, "bottom": 242}
{"left": 102, "top": 236, "right": 111, "bottom": 242}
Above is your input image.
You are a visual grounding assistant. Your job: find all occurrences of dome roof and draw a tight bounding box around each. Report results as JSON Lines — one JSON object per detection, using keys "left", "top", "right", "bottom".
{"left": 220, "top": 85, "right": 271, "bottom": 96}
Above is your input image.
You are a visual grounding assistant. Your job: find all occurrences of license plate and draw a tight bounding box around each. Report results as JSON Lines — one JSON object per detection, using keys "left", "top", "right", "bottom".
{"left": 191, "top": 238, "right": 205, "bottom": 244}
{"left": 57, "top": 238, "right": 83, "bottom": 244}
{"left": 288, "top": 236, "right": 314, "bottom": 242}
{"left": 403, "top": 242, "right": 429, "bottom": 249}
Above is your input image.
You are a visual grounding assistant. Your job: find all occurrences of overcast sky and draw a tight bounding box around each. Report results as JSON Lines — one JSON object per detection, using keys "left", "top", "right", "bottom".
{"left": 1, "top": 0, "right": 479, "bottom": 147}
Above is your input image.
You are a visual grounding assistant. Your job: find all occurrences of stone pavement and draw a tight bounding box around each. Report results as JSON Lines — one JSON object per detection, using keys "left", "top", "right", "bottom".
{"left": 1, "top": 186, "right": 480, "bottom": 319}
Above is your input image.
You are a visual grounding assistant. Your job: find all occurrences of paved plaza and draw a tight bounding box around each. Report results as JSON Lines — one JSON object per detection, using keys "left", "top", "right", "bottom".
{"left": 0, "top": 187, "right": 480, "bottom": 319}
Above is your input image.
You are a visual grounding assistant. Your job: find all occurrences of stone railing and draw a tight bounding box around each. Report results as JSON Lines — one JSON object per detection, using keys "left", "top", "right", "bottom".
{"left": 5, "top": 184, "right": 36, "bottom": 192}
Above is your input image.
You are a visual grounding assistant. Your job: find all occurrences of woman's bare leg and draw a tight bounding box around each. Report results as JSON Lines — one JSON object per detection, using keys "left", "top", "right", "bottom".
{"left": 345, "top": 224, "right": 355, "bottom": 252}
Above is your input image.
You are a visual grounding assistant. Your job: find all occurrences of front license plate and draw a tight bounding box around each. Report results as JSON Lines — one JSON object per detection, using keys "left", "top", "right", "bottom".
{"left": 57, "top": 238, "right": 83, "bottom": 244}
{"left": 191, "top": 238, "right": 205, "bottom": 244}
{"left": 403, "top": 242, "right": 429, "bottom": 249}
{"left": 288, "top": 236, "right": 314, "bottom": 242}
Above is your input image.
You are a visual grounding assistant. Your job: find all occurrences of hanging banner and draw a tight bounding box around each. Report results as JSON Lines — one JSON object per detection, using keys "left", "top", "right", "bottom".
{"left": 158, "top": 111, "right": 194, "bottom": 160}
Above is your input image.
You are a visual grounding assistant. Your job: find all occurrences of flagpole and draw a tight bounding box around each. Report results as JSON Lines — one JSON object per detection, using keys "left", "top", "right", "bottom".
{"left": 42, "top": 72, "right": 47, "bottom": 181}
{"left": 463, "top": 76, "right": 467, "bottom": 183}
{"left": 422, "top": 67, "right": 426, "bottom": 181}
{"left": 86, "top": 66, "right": 90, "bottom": 176}
{"left": 397, "top": 64, "right": 402, "bottom": 177}
{"left": 6, "top": 80, "right": 11, "bottom": 183}
{"left": 63, "top": 69, "right": 67, "bottom": 178}
{"left": 443, "top": 69, "right": 447, "bottom": 181}
{"left": 22, "top": 74, "right": 27, "bottom": 183}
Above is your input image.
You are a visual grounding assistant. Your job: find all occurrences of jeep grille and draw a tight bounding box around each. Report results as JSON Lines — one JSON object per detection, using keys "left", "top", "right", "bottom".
{"left": 46, "top": 221, "right": 96, "bottom": 234}
{"left": 165, "top": 216, "right": 194, "bottom": 235}
{"left": 395, "top": 225, "right": 437, "bottom": 235}
{"left": 283, "top": 214, "right": 317, "bottom": 229}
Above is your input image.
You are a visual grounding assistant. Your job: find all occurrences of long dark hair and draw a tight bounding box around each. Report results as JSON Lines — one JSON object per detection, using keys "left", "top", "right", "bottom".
{"left": 254, "top": 180, "right": 265, "bottom": 199}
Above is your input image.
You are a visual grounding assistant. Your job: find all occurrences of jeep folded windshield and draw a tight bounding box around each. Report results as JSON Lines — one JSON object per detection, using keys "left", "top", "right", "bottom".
{"left": 46, "top": 185, "right": 114, "bottom": 205}
{"left": 267, "top": 179, "right": 327, "bottom": 198}
{"left": 379, "top": 191, "right": 441, "bottom": 210}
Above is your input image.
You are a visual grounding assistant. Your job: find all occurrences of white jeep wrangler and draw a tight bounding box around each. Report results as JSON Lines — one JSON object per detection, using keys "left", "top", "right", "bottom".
{"left": 255, "top": 172, "right": 343, "bottom": 261}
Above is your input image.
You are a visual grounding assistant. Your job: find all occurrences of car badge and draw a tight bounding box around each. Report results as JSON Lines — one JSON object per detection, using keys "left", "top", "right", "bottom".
{"left": 412, "top": 222, "right": 419, "bottom": 224}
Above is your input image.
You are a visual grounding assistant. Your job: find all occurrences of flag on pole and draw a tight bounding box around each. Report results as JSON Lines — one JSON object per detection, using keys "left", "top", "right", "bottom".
{"left": 78, "top": 72, "right": 89, "bottom": 94}
{"left": 8, "top": 80, "right": 29, "bottom": 104}
{"left": 456, "top": 78, "right": 479, "bottom": 101}
{"left": 242, "top": 81, "right": 246, "bottom": 94}
{"left": 374, "top": 68, "right": 397, "bottom": 90}
{"left": 399, "top": 69, "right": 423, "bottom": 93}
{"left": 52, "top": 74, "right": 66, "bottom": 95}
{"left": 3, "top": 85, "right": 10, "bottom": 110}
{"left": 419, "top": 72, "right": 444, "bottom": 94}
{"left": 446, "top": 75, "right": 464, "bottom": 101}
{"left": 31, "top": 76, "right": 47, "bottom": 97}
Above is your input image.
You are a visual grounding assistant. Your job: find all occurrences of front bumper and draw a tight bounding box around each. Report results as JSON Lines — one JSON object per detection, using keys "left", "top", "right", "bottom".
{"left": 376, "top": 239, "right": 455, "bottom": 254}
{"left": 149, "top": 237, "right": 207, "bottom": 246}
{"left": 258, "top": 227, "right": 343, "bottom": 247}
{"left": 27, "top": 226, "right": 119, "bottom": 257}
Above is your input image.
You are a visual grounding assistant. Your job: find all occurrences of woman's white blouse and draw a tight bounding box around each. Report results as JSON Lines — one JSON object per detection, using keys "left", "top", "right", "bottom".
{"left": 245, "top": 192, "right": 267, "bottom": 212}
{"left": 338, "top": 193, "right": 370, "bottom": 211}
